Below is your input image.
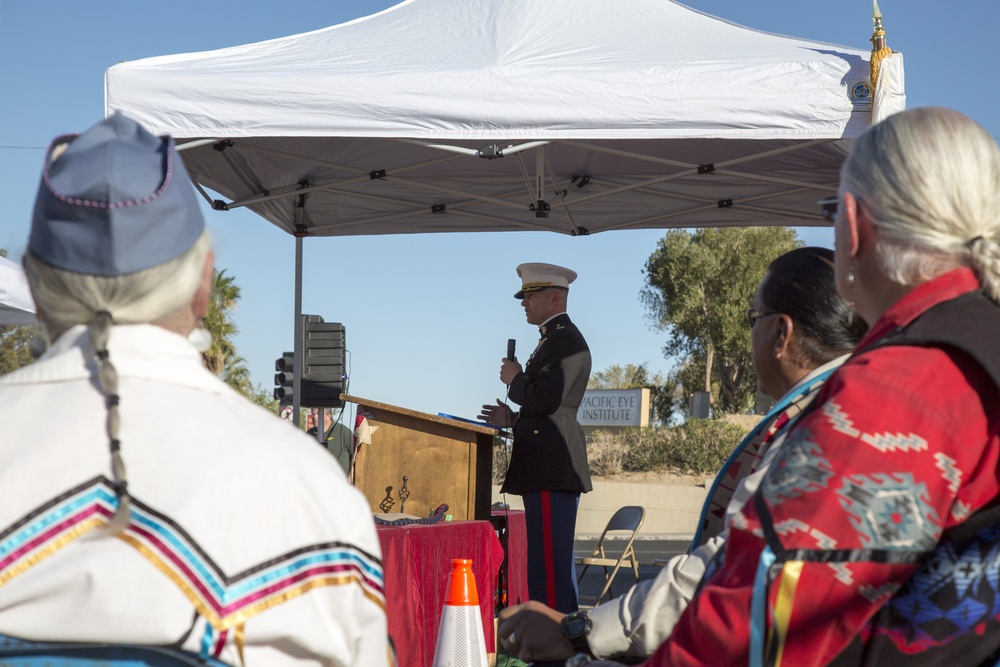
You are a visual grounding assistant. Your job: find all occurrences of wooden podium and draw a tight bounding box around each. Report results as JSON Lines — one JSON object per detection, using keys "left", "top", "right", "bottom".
{"left": 342, "top": 394, "right": 497, "bottom": 521}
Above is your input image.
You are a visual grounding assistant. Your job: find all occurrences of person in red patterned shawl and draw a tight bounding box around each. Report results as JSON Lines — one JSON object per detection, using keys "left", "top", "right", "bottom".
{"left": 590, "top": 107, "right": 1000, "bottom": 667}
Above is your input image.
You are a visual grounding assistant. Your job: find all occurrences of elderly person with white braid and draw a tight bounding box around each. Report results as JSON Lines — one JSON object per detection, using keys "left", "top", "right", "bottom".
{"left": 589, "top": 108, "right": 1000, "bottom": 667}
{"left": 0, "top": 114, "right": 392, "bottom": 667}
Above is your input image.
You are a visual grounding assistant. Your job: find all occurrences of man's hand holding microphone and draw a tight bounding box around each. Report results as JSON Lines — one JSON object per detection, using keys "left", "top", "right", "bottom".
{"left": 478, "top": 338, "right": 521, "bottom": 427}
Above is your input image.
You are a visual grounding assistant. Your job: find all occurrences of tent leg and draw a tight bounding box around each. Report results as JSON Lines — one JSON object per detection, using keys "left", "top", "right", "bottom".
{"left": 292, "top": 235, "right": 303, "bottom": 428}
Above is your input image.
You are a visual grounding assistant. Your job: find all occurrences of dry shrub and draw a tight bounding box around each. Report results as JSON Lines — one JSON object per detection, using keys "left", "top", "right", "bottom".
{"left": 586, "top": 430, "right": 628, "bottom": 476}
{"left": 718, "top": 413, "right": 762, "bottom": 432}
{"left": 620, "top": 427, "right": 674, "bottom": 471}
{"left": 621, "top": 419, "right": 746, "bottom": 474}
{"left": 669, "top": 419, "right": 746, "bottom": 472}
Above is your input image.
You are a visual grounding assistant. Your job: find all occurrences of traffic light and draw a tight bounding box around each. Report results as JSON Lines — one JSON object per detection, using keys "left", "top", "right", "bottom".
{"left": 301, "top": 315, "right": 346, "bottom": 408}
{"left": 274, "top": 351, "right": 295, "bottom": 402}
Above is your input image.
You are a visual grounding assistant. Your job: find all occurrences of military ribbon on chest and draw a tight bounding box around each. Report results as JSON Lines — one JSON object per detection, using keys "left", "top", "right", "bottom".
{"left": 528, "top": 339, "right": 543, "bottom": 364}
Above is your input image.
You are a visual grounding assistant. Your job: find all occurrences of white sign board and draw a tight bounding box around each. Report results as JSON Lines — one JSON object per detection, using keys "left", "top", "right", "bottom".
{"left": 577, "top": 389, "right": 649, "bottom": 427}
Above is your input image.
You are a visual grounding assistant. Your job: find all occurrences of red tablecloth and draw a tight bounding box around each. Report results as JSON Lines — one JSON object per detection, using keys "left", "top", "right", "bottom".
{"left": 492, "top": 509, "right": 529, "bottom": 607}
{"left": 377, "top": 520, "right": 504, "bottom": 667}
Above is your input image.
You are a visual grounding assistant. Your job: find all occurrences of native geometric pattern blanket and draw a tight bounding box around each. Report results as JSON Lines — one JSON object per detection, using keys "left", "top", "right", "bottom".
{"left": 762, "top": 404, "right": 944, "bottom": 553}
{"left": 873, "top": 521, "right": 1000, "bottom": 651}
{"left": 0, "top": 476, "right": 385, "bottom": 631}
{"left": 756, "top": 402, "right": 1000, "bottom": 665}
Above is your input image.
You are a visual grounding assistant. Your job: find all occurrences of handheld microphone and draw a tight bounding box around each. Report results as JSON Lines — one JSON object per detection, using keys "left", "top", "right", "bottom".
{"left": 506, "top": 338, "right": 516, "bottom": 362}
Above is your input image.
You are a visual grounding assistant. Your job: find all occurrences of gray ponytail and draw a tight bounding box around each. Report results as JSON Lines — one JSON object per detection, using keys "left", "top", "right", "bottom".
{"left": 967, "top": 235, "right": 1000, "bottom": 302}
{"left": 87, "top": 311, "right": 131, "bottom": 534}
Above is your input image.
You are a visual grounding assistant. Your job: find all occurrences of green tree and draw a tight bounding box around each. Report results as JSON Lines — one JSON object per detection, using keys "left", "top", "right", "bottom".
{"left": 641, "top": 227, "right": 801, "bottom": 414}
{"left": 201, "top": 269, "right": 278, "bottom": 412}
{"left": 588, "top": 363, "right": 658, "bottom": 389}
{"left": 0, "top": 325, "right": 42, "bottom": 376}
{"left": 664, "top": 354, "right": 711, "bottom": 418}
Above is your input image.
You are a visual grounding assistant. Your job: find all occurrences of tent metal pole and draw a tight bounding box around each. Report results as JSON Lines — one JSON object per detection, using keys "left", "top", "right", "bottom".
{"left": 174, "top": 138, "right": 221, "bottom": 152}
{"left": 534, "top": 146, "right": 545, "bottom": 203}
{"left": 292, "top": 234, "right": 303, "bottom": 428}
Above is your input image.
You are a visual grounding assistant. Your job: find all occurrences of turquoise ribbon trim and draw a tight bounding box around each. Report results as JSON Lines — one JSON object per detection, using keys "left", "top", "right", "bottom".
{"left": 199, "top": 625, "right": 213, "bottom": 661}
{"left": 0, "top": 487, "right": 116, "bottom": 559}
{"left": 0, "top": 479, "right": 385, "bottom": 617}
{"left": 750, "top": 545, "right": 777, "bottom": 667}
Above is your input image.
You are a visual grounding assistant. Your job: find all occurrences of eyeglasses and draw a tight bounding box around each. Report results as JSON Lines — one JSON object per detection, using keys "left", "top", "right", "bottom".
{"left": 817, "top": 196, "right": 839, "bottom": 222}
{"left": 747, "top": 308, "right": 776, "bottom": 329}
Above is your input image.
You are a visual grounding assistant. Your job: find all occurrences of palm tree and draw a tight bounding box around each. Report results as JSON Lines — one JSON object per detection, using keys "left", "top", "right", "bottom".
{"left": 201, "top": 269, "right": 277, "bottom": 411}
{"left": 202, "top": 269, "right": 240, "bottom": 375}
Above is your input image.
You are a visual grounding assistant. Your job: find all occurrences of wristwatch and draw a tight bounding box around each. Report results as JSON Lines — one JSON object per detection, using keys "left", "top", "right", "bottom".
{"left": 561, "top": 610, "right": 593, "bottom": 657}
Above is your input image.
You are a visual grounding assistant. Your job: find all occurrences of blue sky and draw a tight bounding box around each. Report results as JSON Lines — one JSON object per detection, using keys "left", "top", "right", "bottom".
{"left": 2, "top": 1, "right": 998, "bottom": 422}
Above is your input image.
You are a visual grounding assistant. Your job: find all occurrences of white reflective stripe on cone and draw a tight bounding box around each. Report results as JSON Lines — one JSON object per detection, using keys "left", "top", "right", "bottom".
{"left": 432, "top": 604, "right": 487, "bottom": 667}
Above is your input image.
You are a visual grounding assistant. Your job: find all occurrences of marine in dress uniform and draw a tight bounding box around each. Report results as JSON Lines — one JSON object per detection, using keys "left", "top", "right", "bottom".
{"left": 481, "top": 263, "right": 592, "bottom": 614}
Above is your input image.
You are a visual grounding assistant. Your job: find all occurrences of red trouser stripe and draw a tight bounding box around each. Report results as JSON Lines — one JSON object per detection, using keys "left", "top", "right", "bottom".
{"left": 539, "top": 490, "right": 557, "bottom": 607}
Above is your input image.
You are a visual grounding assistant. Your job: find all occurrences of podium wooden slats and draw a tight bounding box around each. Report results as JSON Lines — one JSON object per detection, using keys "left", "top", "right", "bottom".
{"left": 342, "top": 394, "right": 496, "bottom": 521}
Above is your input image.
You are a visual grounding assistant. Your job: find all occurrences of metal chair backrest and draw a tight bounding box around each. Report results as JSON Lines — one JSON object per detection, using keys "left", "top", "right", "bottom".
{"left": 577, "top": 505, "right": 646, "bottom": 606}
{"left": 602, "top": 505, "right": 645, "bottom": 536}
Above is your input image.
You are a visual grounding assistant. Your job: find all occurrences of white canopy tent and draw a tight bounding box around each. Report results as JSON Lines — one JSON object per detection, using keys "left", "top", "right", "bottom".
{"left": 103, "top": 0, "right": 904, "bottom": 417}
{"left": 105, "top": 0, "right": 904, "bottom": 238}
{"left": 0, "top": 256, "right": 37, "bottom": 326}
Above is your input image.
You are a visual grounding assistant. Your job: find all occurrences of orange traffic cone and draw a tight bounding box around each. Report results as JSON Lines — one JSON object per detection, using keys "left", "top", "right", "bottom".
{"left": 432, "top": 558, "right": 488, "bottom": 667}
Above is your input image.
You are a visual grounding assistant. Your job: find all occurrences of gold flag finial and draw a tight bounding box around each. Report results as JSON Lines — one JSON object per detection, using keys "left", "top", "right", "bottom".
{"left": 870, "top": 0, "right": 891, "bottom": 90}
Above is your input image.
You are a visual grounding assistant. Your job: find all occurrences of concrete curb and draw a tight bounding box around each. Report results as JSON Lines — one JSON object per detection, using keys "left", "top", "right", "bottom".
{"left": 492, "top": 480, "right": 709, "bottom": 537}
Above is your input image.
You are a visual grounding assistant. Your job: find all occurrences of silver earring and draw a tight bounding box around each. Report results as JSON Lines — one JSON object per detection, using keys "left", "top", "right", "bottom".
{"left": 187, "top": 327, "right": 213, "bottom": 352}
{"left": 846, "top": 267, "right": 855, "bottom": 287}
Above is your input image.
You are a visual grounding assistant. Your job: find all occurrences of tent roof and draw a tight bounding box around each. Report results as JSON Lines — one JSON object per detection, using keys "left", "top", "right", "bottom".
{"left": 0, "top": 256, "right": 37, "bottom": 326}
{"left": 105, "top": 0, "right": 904, "bottom": 236}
